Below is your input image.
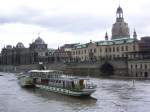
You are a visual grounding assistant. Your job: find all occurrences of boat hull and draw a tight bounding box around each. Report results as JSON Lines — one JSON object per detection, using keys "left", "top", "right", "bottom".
{"left": 18, "top": 76, "right": 34, "bottom": 87}
{"left": 35, "top": 84, "right": 96, "bottom": 96}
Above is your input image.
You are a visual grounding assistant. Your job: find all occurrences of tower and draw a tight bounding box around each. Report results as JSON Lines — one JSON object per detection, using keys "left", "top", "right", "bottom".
{"left": 133, "top": 29, "right": 137, "bottom": 39}
{"left": 105, "top": 32, "right": 108, "bottom": 40}
{"left": 111, "top": 6, "right": 130, "bottom": 40}
{"left": 116, "top": 6, "right": 124, "bottom": 22}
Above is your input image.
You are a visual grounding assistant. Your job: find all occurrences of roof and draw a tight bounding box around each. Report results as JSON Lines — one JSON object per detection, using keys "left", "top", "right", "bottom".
{"left": 97, "top": 38, "right": 135, "bottom": 45}
{"left": 16, "top": 42, "right": 25, "bottom": 48}
{"left": 75, "top": 44, "right": 87, "bottom": 49}
{"left": 74, "top": 38, "right": 136, "bottom": 49}
{"left": 34, "top": 37, "right": 45, "bottom": 44}
{"left": 29, "top": 70, "right": 63, "bottom": 73}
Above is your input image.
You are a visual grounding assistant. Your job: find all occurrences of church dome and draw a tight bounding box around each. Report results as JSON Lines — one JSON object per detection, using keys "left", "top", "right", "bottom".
{"left": 112, "top": 22, "right": 130, "bottom": 39}
{"left": 16, "top": 42, "right": 25, "bottom": 48}
{"left": 34, "top": 37, "right": 45, "bottom": 44}
{"left": 111, "top": 6, "right": 130, "bottom": 40}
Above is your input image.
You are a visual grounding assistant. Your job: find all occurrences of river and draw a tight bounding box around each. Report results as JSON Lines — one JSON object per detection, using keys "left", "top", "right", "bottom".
{"left": 0, "top": 72, "right": 150, "bottom": 112}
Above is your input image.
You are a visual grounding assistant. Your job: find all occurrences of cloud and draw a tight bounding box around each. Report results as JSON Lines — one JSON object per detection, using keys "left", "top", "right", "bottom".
{"left": 0, "top": 0, "right": 150, "bottom": 50}
{"left": 0, "top": 6, "right": 111, "bottom": 34}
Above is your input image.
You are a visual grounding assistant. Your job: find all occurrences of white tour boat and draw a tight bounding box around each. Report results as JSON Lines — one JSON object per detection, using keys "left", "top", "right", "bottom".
{"left": 20, "top": 69, "right": 96, "bottom": 96}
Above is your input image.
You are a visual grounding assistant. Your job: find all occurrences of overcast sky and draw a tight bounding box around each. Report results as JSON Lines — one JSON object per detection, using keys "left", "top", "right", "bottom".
{"left": 0, "top": 0, "right": 150, "bottom": 49}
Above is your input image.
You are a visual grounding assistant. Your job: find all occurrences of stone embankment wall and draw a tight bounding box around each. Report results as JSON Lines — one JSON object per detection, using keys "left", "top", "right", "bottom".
{"left": 0, "top": 65, "right": 38, "bottom": 73}
{"left": 64, "top": 60, "right": 128, "bottom": 76}
{"left": 0, "top": 63, "right": 66, "bottom": 73}
{"left": 0, "top": 60, "right": 128, "bottom": 77}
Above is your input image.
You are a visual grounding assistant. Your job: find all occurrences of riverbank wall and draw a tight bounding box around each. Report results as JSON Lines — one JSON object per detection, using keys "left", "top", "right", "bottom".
{"left": 0, "top": 60, "right": 128, "bottom": 77}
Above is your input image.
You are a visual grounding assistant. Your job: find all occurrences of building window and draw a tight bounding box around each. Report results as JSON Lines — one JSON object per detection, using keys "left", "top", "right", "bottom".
{"left": 117, "top": 47, "right": 119, "bottom": 52}
{"left": 131, "top": 64, "right": 133, "bottom": 69}
{"left": 113, "top": 47, "right": 115, "bottom": 52}
{"left": 136, "top": 73, "right": 138, "bottom": 77}
{"left": 105, "top": 48, "right": 107, "bottom": 52}
{"left": 135, "top": 64, "right": 137, "bottom": 69}
{"left": 109, "top": 48, "right": 111, "bottom": 52}
{"left": 133, "top": 45, "right": 136, "bottom": 51}
{"left": 145, "top": 64, "right": 147, "bottom": 69}
{"left": 126, "top": 46, "right": 128, "bottom": 51}
{"left": 84, "top": 50, "right": 86, "bottom": 54}
{"left": 121, "top": 46, "right": 124, "bottom": 51}
{"left": 90, "top": 49, "right": 92, "bottom": 52}
{"left": 140, "top": 64, "right": 142, "bottom": 69}
{"left": 94, "top": 48, "right": 96, "bottom": 53}
{"left": 100, "top": 48, "right": 102, "bottom": 52}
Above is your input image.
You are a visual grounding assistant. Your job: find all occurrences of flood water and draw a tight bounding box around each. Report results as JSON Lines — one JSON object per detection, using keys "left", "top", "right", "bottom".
{"left": 0, "top": 72, "right": 150, "bottom": 112}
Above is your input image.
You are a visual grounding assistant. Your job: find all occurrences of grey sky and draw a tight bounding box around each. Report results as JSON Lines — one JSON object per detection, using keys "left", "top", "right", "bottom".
{"left": 0, "top": 0, "right": 150, "bottom": 49}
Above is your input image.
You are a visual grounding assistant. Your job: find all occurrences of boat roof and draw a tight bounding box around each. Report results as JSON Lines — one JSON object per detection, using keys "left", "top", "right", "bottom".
{"left": 57, "top": 75, "right": 90, "bottom": 81}
{"left": 29, "top": 70, "right": 63, "bottom": 73}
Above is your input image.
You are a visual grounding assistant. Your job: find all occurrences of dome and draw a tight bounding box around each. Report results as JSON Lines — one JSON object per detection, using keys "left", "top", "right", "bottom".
{"left": 111, "top": 6, "right": 130, "bottom": 39}
{"left": 112, "top": 22, "right": 130, "bottom": 39}
{"left": 6, "top": 45, "right": 12, "bottom": 49}
{"left": 16, "top": 42, "right": 25, "bottom": 48}
{"left": 116, "top": 6, "right": 123, "bottom": 14}
{"left": 34, "top": 37, "right": 45, "bottom": 44}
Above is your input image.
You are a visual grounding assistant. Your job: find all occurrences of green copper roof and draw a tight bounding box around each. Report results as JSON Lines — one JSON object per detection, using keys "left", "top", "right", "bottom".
{"left": 75, "top": 44, "right": 87, "bottom": 49}
{"left": 74, "top": 37, "right": 136, "bottom": 49}
{"left": 96, "top": 37, "right": 135, "bottom": 46}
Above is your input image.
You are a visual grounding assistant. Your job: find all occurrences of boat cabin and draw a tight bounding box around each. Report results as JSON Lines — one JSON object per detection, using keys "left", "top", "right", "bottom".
{"left": 28, "top": 70, "right": 95, "bottom": 90}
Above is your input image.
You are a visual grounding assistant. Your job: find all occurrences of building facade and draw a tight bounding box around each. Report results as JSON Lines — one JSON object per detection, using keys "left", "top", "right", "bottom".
{"left": 52, "top": 44, "right": 78, "bottom": 63}
{"left": 0, "top": 36, "right": 49, "bottom": 65}
{"left": 128, "top": 37, "right": 150, "bottom": 78}
{"left": 128, "top": 60, "right": 150, "bottom": 78}
{"left": 29, "top": 37, "right": 48, "bottom": 64}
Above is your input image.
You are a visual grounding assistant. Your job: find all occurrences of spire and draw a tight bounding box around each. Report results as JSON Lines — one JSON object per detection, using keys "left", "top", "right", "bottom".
{"left": 105, "top": 32, "right": 108, "bottom": 40}
{"left": 116, "top": 5, "right": 124, "bottom": 22}
{"left": 133, "top": 29, "right": 137, "bottom": 39}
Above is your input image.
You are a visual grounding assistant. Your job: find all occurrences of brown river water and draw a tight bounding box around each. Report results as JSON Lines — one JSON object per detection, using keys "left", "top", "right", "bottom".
{"left": 0, "top": 72, "right": 150, "bottom": 112}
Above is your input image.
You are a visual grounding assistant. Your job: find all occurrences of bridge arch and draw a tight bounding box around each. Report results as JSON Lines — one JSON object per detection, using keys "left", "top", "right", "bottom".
{"left": 100, "top": 62, "right": 114, "bottom": 76}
